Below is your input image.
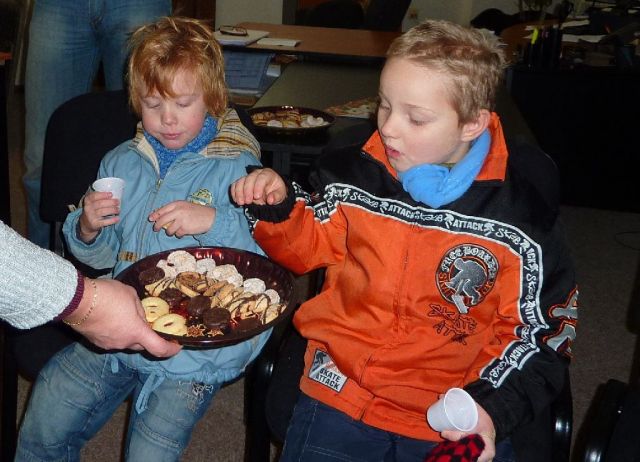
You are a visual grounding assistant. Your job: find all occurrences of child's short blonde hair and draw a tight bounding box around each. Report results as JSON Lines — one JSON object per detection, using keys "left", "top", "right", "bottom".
{"left": 127, "top": 16, "right": 227, "bottom": 117}
{"left": 386, "top": 19, "right": 506, "bottom": 124}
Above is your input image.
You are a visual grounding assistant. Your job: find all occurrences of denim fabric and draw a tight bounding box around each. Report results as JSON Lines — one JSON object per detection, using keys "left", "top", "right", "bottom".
{"left": 23, "top": 0, "right": 171, "bottom": 247}
{"left": 15, "top": 342, "right": 218, "bottom": 461}
{"left": 280, "top": 394, "right": 516, "bottom": 462}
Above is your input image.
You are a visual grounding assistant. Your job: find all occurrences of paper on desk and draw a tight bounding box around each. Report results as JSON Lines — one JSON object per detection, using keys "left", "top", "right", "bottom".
{"left": 561, "top": 19, "right": 590, "bottom": 28}
{"left": 214, "top": 29, "right": 269, "bottom": 46}
{"left": 256, "top": 37, "right": 300, "bottom": 47}
{"left": 563, "top": 34, "right": 605, "bottom": 43}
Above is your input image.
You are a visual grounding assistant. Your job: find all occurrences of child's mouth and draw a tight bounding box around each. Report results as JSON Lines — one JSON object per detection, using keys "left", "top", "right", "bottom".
{"left": 385, "top": 145, "right": 401, "bottom": 159}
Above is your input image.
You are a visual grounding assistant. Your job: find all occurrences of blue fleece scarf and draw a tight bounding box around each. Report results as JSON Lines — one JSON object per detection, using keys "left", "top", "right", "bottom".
{"left": 397, "top": 129, "right": 491, "bottom": 208}
{"left": 144, "top": 114, "right": 218, "bottom": 179}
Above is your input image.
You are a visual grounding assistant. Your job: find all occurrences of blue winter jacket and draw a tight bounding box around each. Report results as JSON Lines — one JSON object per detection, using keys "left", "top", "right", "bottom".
{"left": 62, "top": 109, "right": 270, "bottom": 412}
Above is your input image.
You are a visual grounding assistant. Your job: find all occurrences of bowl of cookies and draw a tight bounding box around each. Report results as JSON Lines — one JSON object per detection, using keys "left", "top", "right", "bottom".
{"left": 247, "top": 105, "right": 335, "bottom": 137}
{"left": 116, "top": 247, "right": 296, "bottom": 348}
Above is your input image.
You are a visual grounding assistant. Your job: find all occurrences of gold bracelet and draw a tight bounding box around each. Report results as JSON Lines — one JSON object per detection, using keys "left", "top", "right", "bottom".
{"left": 63, "top": 279, "right": 98, "bottom": 327}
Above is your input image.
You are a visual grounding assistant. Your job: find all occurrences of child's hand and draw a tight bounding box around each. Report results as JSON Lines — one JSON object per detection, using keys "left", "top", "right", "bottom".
{"left": 148, "top": 201, "right": 215, "bottom": 238}
{"left": 230, "top": 168, "right": 287, "bottom": 206}
{"left": 78, "top": 191, "right": 120, "bottom": 243}
{"left": 440, "top": 403, "right": 496, "bottom": 462}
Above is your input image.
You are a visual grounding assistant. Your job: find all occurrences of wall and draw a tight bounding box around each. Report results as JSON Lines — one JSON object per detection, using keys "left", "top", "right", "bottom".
{"left": 216, "top": 0, "right": 567, "bottom": 30}
{"left": 216, "top": 0, "right": 285, "bottom": 26}
{"left": 403, "top": 0, "right": 565, "bottom": 30}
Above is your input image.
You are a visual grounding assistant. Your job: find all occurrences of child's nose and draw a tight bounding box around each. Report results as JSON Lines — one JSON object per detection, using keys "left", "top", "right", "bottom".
{"left": 161, "top": 108, "right": 177, "bottom": 125}
{"left": 379, "top": 115, "right": 398, "bottom": 138}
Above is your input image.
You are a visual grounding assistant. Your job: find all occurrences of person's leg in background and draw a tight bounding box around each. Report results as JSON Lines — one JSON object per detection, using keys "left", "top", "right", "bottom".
{"left": 23, "top": 0, "right": 171, "bottom": 248}
{"left": 98, "top": 0, "right": 172, "bottom": 90}
{"left": 23, "top": 0, "right": 100, "bottom": 248}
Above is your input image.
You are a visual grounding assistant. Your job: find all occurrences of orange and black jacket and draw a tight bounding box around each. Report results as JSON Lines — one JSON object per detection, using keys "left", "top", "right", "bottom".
{"left": 246, "top": 114, "right": 578, "bottom": 443}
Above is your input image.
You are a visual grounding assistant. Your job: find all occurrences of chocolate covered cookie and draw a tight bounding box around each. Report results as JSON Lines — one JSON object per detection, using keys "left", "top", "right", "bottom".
{"left": 202, "top": 308, "right": 231, "bottom": 331}
{"left": 138, "top": 266, "right": 165, "bottom": 286}
{"left": 187, "top": 295, "right": 212, "bottom": 318}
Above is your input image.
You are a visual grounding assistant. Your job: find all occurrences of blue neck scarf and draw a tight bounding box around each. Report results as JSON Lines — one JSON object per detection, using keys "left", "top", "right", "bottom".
{"left": 397, "top": 129, "right": 491, "bottom": 209}
{"left": 144, "top": 114, "right": 218, "bottom": 178}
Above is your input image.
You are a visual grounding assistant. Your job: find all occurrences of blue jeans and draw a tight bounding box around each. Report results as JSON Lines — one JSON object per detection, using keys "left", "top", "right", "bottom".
{"left": 23, "top": 0, "right": 171, "bottom": 247}
{"left": 280, "top": 394, "right": 516, "bottom": 462}
{"left": 15, "top": 343, "right": 219, "bottom": 461}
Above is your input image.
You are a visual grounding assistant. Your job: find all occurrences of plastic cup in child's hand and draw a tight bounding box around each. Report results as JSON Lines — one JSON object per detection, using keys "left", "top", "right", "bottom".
{"left": 426, "top": 387, "right": 478, "bottom": 432}
{"left": 92, "top": 177, "right": 125, "bottom": 200}
{"left": 92, "top": 177, "right": 125, "bottom": 218}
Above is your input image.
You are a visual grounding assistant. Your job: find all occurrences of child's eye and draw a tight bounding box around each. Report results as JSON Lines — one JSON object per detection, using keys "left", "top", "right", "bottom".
{"left": 410, "top": 118, "right": 426, "bottom": 126}
{"left": 177, "top": 102, "right": 191, "bottom": 108}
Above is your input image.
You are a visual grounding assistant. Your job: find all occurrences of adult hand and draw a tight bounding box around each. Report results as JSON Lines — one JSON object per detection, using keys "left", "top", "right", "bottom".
{"left": 440, "top": 402, "right": 496, "bottom": 462}
{"left": 63, "top": 278, "right": 181, "bottom": 357}
{"left": 148, "top": 201, "right": 215, "bottom": 238}
{"left": 230, "top": 168, "right": 287, "bottom": 206}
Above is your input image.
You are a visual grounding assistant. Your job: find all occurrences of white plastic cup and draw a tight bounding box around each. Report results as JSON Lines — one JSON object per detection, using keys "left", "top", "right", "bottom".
{"left": 426, "top": 388, "right": 478, "bottom": 432}
{"left": 92, "top": 177, "right": 125, "bottom": 200}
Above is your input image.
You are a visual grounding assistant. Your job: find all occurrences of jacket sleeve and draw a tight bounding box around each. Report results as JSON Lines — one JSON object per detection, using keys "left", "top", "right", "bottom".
{"left": 248, "top": 180, "right": 350, "bottom": 276}
{"left": 465, "top": 146, "right": 578, "bottom": 441}
{"left": 61, "top": 158, "right": 121, "bottom": 270}
{"left": 0, "top": 222, "right": 81, "bottom": 328}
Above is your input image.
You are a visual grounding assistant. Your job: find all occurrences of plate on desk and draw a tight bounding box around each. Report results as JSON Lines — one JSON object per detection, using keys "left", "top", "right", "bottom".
{"left": 116, "top": 246, "right": 296, "bottom": 348}
{"left": 248, "top": 105, "right": 335, "bottom": 137}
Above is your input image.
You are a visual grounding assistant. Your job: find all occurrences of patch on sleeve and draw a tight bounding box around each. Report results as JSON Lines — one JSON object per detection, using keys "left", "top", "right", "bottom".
{"left": 308, "top": 349, "right": 347, "bottom": 392}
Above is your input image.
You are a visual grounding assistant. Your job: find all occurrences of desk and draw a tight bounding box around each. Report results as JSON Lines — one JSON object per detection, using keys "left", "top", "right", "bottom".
{"left": 236, "top": 22, "right": 399, "bottom": 62}
{"left": 0, "top": 52, "right": 10, "bottom": 225}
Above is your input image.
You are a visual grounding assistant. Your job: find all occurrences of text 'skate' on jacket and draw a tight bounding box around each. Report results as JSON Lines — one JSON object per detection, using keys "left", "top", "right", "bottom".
{"left": 245, "top": 113, "right": 578, "bottom": 443}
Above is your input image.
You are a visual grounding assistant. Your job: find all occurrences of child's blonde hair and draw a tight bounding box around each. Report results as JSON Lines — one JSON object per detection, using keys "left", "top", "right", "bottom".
{"left": 386, "top": 19, "right": 506, "bottom": 124}
{"left": 127, "top": 16, "right": 227, "bottom": 117}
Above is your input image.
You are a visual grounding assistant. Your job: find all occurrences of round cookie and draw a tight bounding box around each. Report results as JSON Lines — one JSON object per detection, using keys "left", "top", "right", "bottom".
{"left": 138, "top": 266, "right": 165, "bottom": 287}
{"left": 187, "top": 295, "right": 212, "bottom": 318}
{"left": 141, "top": 296, "right": 170, "bottom": 322}
{"left": 159, "top": 287, "right": 186, "bottom": 309}
{"left": 202, "top": 308, "right": 231, "bottom": 331}
{"left": 152, "top": 313, "right": 188, "bottom": 336}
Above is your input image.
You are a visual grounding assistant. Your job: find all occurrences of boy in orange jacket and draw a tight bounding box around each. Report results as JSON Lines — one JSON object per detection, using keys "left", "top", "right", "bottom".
{"left": 232, "top": 19, "right": 577, "bottom": 462}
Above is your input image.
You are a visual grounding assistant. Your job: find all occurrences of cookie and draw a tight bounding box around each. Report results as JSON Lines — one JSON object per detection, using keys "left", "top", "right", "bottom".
{"left": 202, "top": 307, "right": 231, "bottom": 331}
{"left": 152, "top": 313, "right": 188, "bottom": 336}
{"left": 141, "top": 296, "right": 170, "bottom": 322}
{"left": 159, "top": 287, "right": 185, "bottom": 309}
{"left": 138, "top": 266, "right": 165, "bottom": 287}
{"left": 187, "top": 295, "right": 212, "bottom": 318}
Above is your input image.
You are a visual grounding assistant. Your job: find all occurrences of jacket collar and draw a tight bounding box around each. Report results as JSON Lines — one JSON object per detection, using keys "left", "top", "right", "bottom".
{"left": 362, "top": 112, "right": 508, "bottom": 182}
{"left": 131, "top": 108, "right": 261, "bottom": 168}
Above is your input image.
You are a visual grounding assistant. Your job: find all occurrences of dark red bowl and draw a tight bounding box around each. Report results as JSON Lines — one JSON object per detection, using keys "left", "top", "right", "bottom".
{"left": 116, "top": 246, "right": 296, "bottom": 349}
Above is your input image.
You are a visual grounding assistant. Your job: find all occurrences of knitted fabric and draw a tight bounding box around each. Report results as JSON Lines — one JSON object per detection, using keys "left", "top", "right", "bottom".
{"left": 144, "top": 114, "right": 218, "bottom": 178}
{"left": 424, "top": 434, "right": 485, "bottom": 462}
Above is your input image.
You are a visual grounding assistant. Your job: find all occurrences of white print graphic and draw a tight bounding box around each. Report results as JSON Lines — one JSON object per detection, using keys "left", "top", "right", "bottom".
{"left": 309, "top": 349, "right": 347, "bottom": 392}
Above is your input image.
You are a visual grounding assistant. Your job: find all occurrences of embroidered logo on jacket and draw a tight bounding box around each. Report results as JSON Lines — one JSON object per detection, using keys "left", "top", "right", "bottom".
{"left": 188, "top": 188, "right": 213, "bottom": 206}
{"left": 545, "top": 288, "right": 578, "bottom": 356}
{"left": 308, "top": 349, "right": 347, "bottom": 392}
{"left": 437, "top": 244, "right": 498, "bottom": 314}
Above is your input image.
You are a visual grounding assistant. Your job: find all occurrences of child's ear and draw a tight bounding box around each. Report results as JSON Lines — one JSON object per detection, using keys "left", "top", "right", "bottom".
{"left": 460, "top": 109, "right": 490, "bottom": 142}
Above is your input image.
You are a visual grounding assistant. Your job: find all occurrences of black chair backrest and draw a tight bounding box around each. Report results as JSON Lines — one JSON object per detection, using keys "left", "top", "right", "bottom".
{"left": 40, "top": 89, "right": 138, "bottom": 224}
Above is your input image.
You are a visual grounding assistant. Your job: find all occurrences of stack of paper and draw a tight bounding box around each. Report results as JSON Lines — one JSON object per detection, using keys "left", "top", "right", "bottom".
{"left": 214, "top": 29, "right": 270, "bottom": 46}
